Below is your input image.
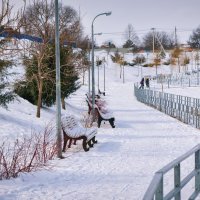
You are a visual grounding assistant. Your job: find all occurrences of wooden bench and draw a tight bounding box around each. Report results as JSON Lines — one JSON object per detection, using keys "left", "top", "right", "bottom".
{"left": 61, "top": 115, "right": 97, "bottom": 152}
{"left": 86, "top": 98, "right": 98, "bottom": 115}
{"left": 98, "top": 89, "right": 105, "bottom": 96}
{"left": 86, "top": 99, "right": 115, "bottom": 128}
{"left": 95, "top": 106, "right": 115, "bottom": 128}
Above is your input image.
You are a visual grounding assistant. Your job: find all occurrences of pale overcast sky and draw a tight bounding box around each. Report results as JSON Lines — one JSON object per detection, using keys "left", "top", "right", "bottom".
{"left": 63, "top": 0, "right": 200, "bottom": 46}
{"left": 6, "top": 0, "right": 200, "bottom": 46}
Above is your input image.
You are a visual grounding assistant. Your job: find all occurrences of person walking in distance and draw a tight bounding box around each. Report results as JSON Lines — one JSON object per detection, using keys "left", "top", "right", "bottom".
{"left": 145, "top": 77, "right": 150, "bottom": 88}
{"left": 139, "top": 77, "right": 144, "bottom": 89}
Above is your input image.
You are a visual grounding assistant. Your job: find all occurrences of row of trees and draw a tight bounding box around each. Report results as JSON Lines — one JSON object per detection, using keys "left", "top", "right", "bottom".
{"left": 122, "top": 24, "right": 175, "bottom": 51}
{"left": 100, "top": 24, "right": 200, "bottom": 52}
{"left": 0, "top": 0, "right": 90, "bottom": 117}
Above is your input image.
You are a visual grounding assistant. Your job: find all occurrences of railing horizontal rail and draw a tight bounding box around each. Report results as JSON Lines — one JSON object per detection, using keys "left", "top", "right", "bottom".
{"left": 164, "top": 170, "right": 197, "bottom": 200}
{"left": 143, "top": 145, "right": 200, "bottom": 200}
{"left": 158, "top": 145, "right": 200, "bottom": 174}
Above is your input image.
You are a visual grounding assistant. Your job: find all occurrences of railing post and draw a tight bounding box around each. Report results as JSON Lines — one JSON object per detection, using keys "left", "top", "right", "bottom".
{"left": 174, "top": 163, "right": 181, "bottom": 200}
{"left": 195, "top": 150, "right": 200, "bottom": 193}
{"left": 181, "top": 77, "right": 182, "bottom": 87}
{"left": 155, "top": 175, "right": 163, "bottom": 200}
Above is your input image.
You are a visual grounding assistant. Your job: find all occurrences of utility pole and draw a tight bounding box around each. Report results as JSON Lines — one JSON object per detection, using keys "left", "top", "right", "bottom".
{"left": 151, "top": 28, "right": 155, "bottom": 58}
{"left": 175, "top": 26, "right": 177, "bottom": 48}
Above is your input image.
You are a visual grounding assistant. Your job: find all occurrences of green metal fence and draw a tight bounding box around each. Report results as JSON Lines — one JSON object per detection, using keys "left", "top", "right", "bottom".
{"left": 134, "top": 85, "right": 200, "bottom": 129}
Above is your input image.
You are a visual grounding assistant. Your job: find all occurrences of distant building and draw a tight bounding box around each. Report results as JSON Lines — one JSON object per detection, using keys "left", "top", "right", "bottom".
{"left": 180, "top": 44, "right": 193, "bottom": 52}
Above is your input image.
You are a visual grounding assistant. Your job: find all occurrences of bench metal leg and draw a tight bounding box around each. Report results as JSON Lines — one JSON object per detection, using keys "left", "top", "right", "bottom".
{"left": 62, "top": 138, "right": 68, "bottom": 152}
{"left": 68, "top": 139, "right": 73, "bottom": 148}
{"left": 88, "top": 139, "right": 94, "bottom": 148}
{"left": 109, "top": 118, "right": 115, "bottom": 128}
{"left": 92, "top": 136, "right": 98, "bottom": 144}
{"left": 98, "top": 117, "right": 102, "bottom": 128}
{"left": 82, "top": 138, "right": 89, "bottom": 152}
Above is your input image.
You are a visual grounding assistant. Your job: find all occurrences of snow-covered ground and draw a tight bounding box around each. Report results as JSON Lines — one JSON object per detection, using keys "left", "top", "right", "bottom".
{"left": 0, "top": 51, "right": 200, "bottom": 199}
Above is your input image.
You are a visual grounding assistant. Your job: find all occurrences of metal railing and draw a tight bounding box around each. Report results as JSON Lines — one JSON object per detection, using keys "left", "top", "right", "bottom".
{"left": 166, "top": 76, "right": 200, "bottom": 88}
{"left": 135, "top": 77, "right": 200, "bottom": 199}
{"left": 134, "top": 85, "right": 200, "bottom": 129}
{"left": 154, "top": 71, "right": 200, "bottom": 88}
{"left": 143, "top": 144, "right": 200, "bottom": 200}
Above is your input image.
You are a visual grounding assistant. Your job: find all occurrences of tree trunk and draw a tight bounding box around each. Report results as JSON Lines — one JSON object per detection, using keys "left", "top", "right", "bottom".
{"left": 61, "top": 97, "right": 66, "bottom": 110}
{"left": 120, "top": 64, "right": 122, "bottom": 79}
{"left": 82, "top": 67, "right": 85, "bottom": 85}
{"left": 178, "top": 57, "right": 180, "bottom": 73}
{"left": 36, "top": 79, "right": 43, "bottom": 118}
{"left": 123, "top": 65, "right": 125, "bottom": 83}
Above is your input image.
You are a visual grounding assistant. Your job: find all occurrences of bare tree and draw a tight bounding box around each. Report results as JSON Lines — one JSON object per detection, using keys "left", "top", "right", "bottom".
{"left": 19, "top": 0, "right": 83, "bottom": 118}
{"left": 20, "top": 0, "right": 55, "bottom": 118}
{"left": 143, "top": 31, "right": 175, "bottom": 51}
{"left": 123, "top": 24, "right": 140, "bottom": 49}
{"left": 111, "top": 50, "right": 125, "bottom": 78}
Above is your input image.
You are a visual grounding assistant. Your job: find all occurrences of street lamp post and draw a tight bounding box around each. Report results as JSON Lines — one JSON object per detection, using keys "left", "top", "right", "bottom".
{"left": 55, "top": 0, "right": 62, "bottom": 158}
{"left": 88, "top": 33, "right": 102, "bottom": 96}
{"left": 97, "top": 56, "right": 100, "bottom": 92}
{"left": 151, "top": 28, "right": 155, "bottom": 58}
{"left": 103, "top": 57, "right": 106, "bottom": 92}
{"left": 87, "top": 39, "right": 91, "bottom": 95}
{"left": 91, "top": 11, "right": 111, "bottom": 118}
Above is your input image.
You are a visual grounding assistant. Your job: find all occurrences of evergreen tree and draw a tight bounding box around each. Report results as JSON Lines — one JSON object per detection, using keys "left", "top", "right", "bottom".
{"left": 123, "top": 39, "right": 134, "bottom": 48}
{"left": 123, "top": 24, "right": 140, "bottom": 49}
{"left": 0, "top": 59, "right": 15, "bottom": 108}
{"left": 60, "top": 46, "right": 80, "bottom": 109}
{"left": 15, "top": 45, "right": 80, "bottom": 109}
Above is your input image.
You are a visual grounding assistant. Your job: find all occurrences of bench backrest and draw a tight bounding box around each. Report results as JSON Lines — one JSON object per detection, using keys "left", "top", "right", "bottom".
{"left": 62, "top": 115, "right": 79, "bottom": 131}
{"left": 86, "top": 99, "right": 98, "bottom": 108}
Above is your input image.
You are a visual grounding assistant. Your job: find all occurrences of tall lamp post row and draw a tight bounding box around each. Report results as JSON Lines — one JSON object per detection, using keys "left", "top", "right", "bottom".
{"left": 91, "top": 11, "right": 112, "bottom": 118}
{"left": 88, "top": 33, "right": 102, "bottom": 96}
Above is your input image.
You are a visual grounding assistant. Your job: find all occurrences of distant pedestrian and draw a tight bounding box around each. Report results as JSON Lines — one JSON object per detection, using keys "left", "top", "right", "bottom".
{"left": 139, "top": 78, "right": 144, "bottom": 89}
{"left": 145, "top": 78, "right": 150, "bottom": 88}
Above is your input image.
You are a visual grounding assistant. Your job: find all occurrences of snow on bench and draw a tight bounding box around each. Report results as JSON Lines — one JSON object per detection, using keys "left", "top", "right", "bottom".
{"left": 95, "top": 106, "right": 115, "bottom": 128}
{"left": 86, "top": 99, "right": 115, "bottom": 128}
{"left": 61, "top": 115, "right": 97, "bottom": 152}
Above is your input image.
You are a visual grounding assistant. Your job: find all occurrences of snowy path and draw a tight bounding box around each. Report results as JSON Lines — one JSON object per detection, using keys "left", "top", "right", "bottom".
{"left": 1, "top": 79, "right": 200, "bottom": 200}
{"left": 1, "top": 58, "right": 200, "bottom": 199}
